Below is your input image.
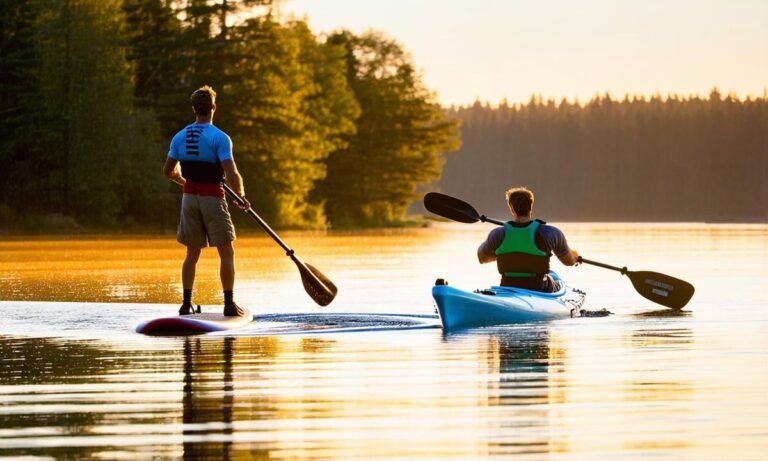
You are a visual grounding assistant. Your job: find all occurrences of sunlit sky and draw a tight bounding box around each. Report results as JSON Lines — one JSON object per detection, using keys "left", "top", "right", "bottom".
{"left": 282, "top": 0, "right": 768, "bottom": 106}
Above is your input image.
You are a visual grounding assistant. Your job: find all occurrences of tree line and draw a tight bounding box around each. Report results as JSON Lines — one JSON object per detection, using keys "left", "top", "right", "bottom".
{"left": 439, "top": 91, "right": 767, "bottom": 222}
{"left": 0, "top": 0, "right": 459, "bottom": 232}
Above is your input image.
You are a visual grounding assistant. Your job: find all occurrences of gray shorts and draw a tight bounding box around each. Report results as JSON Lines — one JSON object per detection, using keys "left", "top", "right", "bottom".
{"left": 176, "top": 194, "right": 236, "bottom": 248}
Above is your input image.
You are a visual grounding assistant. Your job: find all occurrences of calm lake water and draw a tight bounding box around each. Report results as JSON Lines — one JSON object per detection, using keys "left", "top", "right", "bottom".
{"left": 1, "top": 223, "right": 767, "bottom": 459}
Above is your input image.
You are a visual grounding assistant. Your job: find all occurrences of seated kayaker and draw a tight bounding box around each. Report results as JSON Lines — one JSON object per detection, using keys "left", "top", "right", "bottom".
{"left": 477, "top": 186, "right": 580, "bottom": 292}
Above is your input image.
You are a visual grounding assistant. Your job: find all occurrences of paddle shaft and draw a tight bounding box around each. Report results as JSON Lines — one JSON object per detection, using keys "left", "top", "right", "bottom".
{"left": 578, "top": 257, "right": 627, "bottom": 274}
{"left": 222, "top": 183, "right": 294, "bottom": 256}
{"left": 480, "top": 215, "right": 505, "bottom": 226}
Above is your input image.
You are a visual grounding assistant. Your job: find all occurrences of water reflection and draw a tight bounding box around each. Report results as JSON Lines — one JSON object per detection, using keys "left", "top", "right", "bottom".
{"left": 0, "top": 337, "right": 138, "bottom": 458}
{"left": 441, "top": 326, "right": 558, "bottom": 457}
{"left": 436, "top": 319, "right": 701, "bottom": 458}
{"left": 181, "top": 337, "right": 235, "bottom": 460}
{"left": 634, "top": 309, "right": 693, "bottom": 318}
{"left": 492, "top": 329, "right": 555, "bottom": 457}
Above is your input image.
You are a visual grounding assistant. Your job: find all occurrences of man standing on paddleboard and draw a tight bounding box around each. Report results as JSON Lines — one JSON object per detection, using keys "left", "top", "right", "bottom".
{"left": 163, "top": 85, "right": 249, "bottom": 316}
{"left": 477, "top": 187, "right": 580, "bottom": 292}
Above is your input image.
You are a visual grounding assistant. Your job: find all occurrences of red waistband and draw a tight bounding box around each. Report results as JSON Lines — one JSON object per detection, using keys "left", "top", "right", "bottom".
{"left": 184, "top": 181, "right": 224, "bottom": 198}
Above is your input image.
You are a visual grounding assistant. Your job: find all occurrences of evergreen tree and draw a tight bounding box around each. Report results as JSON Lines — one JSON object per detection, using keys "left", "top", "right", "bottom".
{"left": 0, "top": 1, "right": 44, "bottom": 216}
{"left": 321, "top": 31, "right": 460, "bottom": 227}
{"left": 219, "top": 17, "right": 359, "bottom": 228}
{"left": 122, "top": 0, "right": 187, "bottom": 138}
{"left": 32, "top": 0, "right": 166, "bottom": 226}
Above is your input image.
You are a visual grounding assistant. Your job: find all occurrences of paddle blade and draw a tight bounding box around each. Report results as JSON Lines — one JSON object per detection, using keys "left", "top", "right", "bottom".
{"left": 423, "top": 192, "right": 481, "bottom": 223}
{"left": 293, "top": 258, "right": 338, "bottom": 306}
{"left": 626, "top": 270, "right": 695, "bottom": 309}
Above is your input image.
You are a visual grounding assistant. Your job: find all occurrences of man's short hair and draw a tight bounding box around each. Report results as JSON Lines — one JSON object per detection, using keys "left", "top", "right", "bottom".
{"left": 191, "top": 85, "right": 216, "bottom": 115}
{"left": 505, "top": 186, "right": 534, "bottom": 216}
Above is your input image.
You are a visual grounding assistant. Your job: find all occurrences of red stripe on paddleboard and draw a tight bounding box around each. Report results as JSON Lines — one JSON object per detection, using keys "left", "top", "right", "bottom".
{"left": 136, "top": 318, "right": 227, "bottom": 334}
{"left": 135, "top": 311, "right": 253, "bottom": 335}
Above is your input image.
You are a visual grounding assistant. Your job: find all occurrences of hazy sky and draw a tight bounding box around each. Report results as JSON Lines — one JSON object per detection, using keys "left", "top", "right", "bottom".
{"left": 283, "top": 0, "right": 768, "bottom": 106}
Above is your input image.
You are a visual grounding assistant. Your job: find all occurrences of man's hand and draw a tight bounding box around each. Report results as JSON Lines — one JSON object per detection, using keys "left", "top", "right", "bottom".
{"left": 221, "top": 159, "right": 248, "bottom": 209}
{"left": 477, "top": 251, "right": 497, "bottom": 264}
{"left": 234, "top": 195, "right": 251, "bottom": 211}
{"left": 557, "top": 248, "right": 580, "bottom": 266}
{"left": 163, "top": 157, "right": 186, "bottom": 186}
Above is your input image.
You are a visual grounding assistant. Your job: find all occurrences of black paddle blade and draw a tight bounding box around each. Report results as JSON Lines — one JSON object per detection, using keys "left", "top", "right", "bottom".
{"left": 423, "top": 192, "right": 481, "bottom": 223}
{"left": 626, "top": 270, "right": 695, "bottom": 309}
{"left": 293, "top": 258, "right": 338, "bottom": 306}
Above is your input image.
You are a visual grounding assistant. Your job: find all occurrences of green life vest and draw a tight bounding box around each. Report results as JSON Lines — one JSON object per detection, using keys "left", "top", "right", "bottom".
{"left": 494, "top": 220, "right": 550, "bottom": 278}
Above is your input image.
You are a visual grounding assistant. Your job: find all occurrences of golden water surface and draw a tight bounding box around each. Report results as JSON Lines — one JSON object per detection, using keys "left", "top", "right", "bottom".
{"left": 0, "top": 224, "right": 766, "bottom": 459}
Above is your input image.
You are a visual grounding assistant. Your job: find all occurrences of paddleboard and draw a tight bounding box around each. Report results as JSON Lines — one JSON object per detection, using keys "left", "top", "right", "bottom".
{"left": 136, "top": 308, "right": 253, "bottom": 335}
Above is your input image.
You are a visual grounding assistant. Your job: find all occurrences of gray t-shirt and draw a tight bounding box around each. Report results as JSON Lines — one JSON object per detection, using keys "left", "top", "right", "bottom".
{"left": 478, "top": 221, "right": 571, "bottom": 259}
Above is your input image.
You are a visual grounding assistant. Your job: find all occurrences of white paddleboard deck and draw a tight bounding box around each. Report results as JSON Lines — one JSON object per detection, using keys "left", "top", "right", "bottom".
{"left": 136, "top": 308, "right": 253, "bottom": 335}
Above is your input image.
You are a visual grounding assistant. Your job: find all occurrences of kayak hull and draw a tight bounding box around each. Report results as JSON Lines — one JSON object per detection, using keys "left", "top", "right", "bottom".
{"left": 432, "top": 273, "right": 586, "bottom": 329}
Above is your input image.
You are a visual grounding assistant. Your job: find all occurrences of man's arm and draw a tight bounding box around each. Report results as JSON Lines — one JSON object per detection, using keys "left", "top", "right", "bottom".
{"left": 163, "top": 157, "right": 185, "bottom": 186}
{"left": 478, "top": 250, "right": 496, "bottom": 264}
{"left": 556, "top": 249, "right": 580, "bottom": 266}
{"left": 221, "top": 159, "right": 245, "bottom": 197}
{"left": 542, "top": 225, "right": 579, "bottom": 266}
{"left": 477, "top": 227, "right": 503, "bottom": 264}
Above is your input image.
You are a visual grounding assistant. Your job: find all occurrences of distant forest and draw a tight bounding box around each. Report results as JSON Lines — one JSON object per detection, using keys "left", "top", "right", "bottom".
{"left": 0, "top": 0, "right": 458, "bottom": 232}
{"left": 438, "top": 92, "right": 767, "bottom": 222}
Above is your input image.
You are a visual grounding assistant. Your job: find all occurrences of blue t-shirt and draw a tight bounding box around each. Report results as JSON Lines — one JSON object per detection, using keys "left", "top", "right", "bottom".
{"left": 168, "top": 123, "right": 232, "bottom": 163}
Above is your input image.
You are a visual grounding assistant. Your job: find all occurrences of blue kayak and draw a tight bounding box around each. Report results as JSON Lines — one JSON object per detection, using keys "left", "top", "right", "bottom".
{"left": 432, "top": 272, "right": 586, "bottom": 329}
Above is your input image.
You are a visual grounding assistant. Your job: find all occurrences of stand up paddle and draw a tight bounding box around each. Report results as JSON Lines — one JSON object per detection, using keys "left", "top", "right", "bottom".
{"left": 423, "top": 192, "right": 694, "bottom": 310}
{"left": 224, "top": 183, "right": 337, "bottom": 307}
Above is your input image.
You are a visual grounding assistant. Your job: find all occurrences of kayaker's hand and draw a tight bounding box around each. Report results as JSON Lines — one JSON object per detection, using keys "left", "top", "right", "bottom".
{"left": 557, "top": 249, "right": 580, "bottom": 266}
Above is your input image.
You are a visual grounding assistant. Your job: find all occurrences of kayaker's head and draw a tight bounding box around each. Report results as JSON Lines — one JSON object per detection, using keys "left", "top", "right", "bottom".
{"left": 505, "top": 186, "right": 534, "bottom": 222}
{"left": 191, "top": 85, "right": 217, "bottom": 121}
